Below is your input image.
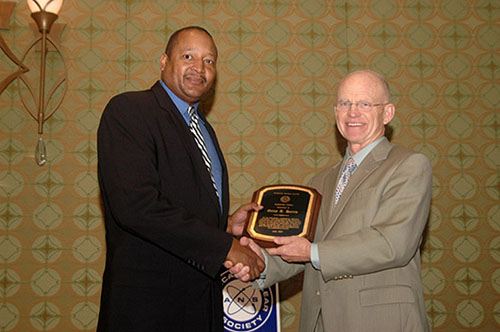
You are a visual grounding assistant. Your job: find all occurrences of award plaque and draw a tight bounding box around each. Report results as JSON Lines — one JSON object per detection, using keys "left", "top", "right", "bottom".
{"left": 245, "top": 185, "right": 322, "bottom": 248}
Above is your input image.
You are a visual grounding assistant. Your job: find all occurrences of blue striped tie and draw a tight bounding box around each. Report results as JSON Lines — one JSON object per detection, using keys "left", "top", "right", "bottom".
{"left": 188, "top": 106, "right": 219, "bottom": 198}
{"left": 334, "top": 157, "right": 357, "bottom": 206}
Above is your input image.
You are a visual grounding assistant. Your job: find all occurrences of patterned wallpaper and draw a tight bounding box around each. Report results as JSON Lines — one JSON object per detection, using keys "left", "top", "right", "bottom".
{"left": 0, "top": 0, "right": 499, "bottom": 331}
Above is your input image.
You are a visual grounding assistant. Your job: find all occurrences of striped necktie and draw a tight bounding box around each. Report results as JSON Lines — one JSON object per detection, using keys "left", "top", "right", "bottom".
{"left": 334, "top": 157, "right": 357, "bottom": 206}
{"left": 188, "top": 106, "right": 219, "bottom": 198}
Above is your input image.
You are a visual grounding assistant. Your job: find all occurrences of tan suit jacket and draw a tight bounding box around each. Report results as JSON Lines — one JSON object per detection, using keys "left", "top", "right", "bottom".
{"left": 259, "top": 138, "right": 432, "bottom": 332}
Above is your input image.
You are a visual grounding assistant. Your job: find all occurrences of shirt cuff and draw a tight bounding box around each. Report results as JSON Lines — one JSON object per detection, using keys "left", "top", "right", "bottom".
{"left": 254, "top": 248, "right": 268, "bottom": 288}
{"left": 310, "top": 243, "right": 321, "bottom": 270}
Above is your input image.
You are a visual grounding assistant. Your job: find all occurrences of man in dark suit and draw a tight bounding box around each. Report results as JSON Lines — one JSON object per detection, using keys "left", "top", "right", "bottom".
{"left": 96, "top": 26, "right": 264, "bottom": 332}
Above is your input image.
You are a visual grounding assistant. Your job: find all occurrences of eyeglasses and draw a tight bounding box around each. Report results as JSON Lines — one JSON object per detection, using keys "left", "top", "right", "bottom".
{"left": 335, "top": 100, "right": 388, "bottom": 112}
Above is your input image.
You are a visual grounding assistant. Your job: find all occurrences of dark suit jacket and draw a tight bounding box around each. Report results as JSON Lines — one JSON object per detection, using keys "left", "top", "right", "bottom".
{"left": 96, "top": 81, "right": 233, "bottom": 332}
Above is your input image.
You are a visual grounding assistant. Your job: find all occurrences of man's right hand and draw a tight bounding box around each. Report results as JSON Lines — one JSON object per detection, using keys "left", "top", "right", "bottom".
{"left": 225, "top": 238, "right": 265, "bottom": 281}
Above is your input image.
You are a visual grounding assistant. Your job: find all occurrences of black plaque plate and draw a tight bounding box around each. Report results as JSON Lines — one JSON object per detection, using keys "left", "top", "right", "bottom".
{"left": 244, "top": 185, "right": 321, "bottom": 248}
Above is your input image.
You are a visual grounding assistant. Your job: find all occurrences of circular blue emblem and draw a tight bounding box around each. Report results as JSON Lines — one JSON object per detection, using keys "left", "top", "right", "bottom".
{"left": 221, "top": 270, "right": 274, "bottom": 331}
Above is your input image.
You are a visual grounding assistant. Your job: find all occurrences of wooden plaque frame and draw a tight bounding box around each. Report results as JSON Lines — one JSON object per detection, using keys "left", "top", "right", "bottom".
{"left": 244, "top": 184, "right": 322, "bottom": 248}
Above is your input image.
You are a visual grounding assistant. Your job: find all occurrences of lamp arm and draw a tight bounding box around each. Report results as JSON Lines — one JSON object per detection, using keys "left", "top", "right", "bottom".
{"left": 42, "top": 35, "right": 67, "bottom": 120}
{"left": 0, "top": 34, "right": 29, "bottom": 95}
{"left": 17, "top": 36, "right": 43, "bottom": 121}
{"left": 37, "top": 28, "right": 47, "bottom": 134}
{"left": 16, "top": 27, "right": 67, "bottom": 127}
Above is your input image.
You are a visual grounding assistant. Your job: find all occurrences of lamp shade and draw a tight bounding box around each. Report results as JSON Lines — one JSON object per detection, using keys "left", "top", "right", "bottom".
{"left": 27, "top": 0, "right": 64, "bottom": 15}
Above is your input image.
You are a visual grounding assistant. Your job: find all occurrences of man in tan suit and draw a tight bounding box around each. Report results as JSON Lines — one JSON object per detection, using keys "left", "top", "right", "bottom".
{"left": 227, "top": 70, "right": 432, "bottom": 331}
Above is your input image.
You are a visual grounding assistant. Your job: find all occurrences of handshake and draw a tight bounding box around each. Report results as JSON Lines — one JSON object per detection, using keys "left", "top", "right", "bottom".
{"left": 224, "top": 202, "right": 312, "bottom": 282}
{"left": 224, "top": 236, "right": 265, "bottom": 282}
{"left": 224, "top": 235, "right": 312, "bottom": 282}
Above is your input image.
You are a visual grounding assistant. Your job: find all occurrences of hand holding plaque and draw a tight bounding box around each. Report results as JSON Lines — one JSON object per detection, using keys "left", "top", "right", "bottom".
{"left": 244, "top": 185, "right": 322, "bottom": 248}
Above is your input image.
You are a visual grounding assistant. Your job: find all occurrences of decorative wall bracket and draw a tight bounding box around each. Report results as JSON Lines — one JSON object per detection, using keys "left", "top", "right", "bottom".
{"left": 0, "top": 0, "right": 67, "bottom": 166}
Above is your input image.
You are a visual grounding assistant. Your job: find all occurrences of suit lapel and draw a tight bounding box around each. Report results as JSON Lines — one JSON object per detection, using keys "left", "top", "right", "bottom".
{"left": 319, "top": 163, "right": 341, "bottom": 236}
{"left": 321, "top": 139, "right": 393, "bottom": 240}
{"left": 151, "top": 82, "right": 223, "bottom": 216}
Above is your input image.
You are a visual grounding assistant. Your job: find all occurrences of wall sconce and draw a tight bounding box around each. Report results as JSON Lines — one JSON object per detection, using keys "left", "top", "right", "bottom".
{"left": 0, "top": 0, "right": 67, "bottom": 166}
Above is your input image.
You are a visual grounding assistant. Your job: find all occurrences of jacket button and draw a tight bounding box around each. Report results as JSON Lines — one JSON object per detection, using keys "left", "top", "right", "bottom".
{"left": 316, "top": 290, "right": 320, "bottom": 296}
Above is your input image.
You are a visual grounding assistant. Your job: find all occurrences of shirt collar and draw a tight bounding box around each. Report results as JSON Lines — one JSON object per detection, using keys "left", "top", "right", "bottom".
{"left": 159, "top": 80, "right": 202, "bottom": 124}
{"left": 346, "top": 136, "right": 386, "bottom": 166}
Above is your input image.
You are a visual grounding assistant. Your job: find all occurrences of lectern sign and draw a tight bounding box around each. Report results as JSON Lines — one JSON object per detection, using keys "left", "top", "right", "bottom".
{"left": 245, "top": 185, "right": 321, "bottom": 248}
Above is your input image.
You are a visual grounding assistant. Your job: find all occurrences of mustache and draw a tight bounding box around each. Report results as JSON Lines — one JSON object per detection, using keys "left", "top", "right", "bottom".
{"left": 184, "top": 73, "right": 206, "bottom": 83}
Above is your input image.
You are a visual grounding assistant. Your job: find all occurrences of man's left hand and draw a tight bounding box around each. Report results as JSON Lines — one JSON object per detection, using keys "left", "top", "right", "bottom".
{"left": 227, "top": 203, "right": 263, "bottom": 236}
{"left": 267, "top": 236, "right": 311, "bottom": 263}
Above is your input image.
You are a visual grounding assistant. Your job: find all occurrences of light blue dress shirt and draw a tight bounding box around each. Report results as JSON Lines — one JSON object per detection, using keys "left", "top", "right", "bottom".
{"left": 159, "top": 80, "right": 223, "bottom": 209}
